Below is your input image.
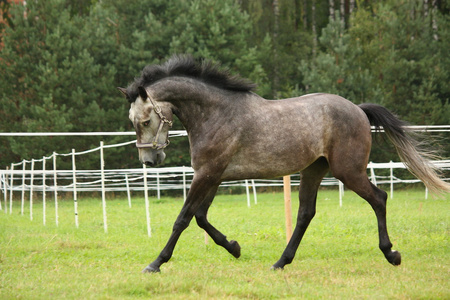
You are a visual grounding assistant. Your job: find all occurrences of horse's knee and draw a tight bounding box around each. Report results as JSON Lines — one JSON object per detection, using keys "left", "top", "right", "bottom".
{"left": 195, "top": 215, "right": 208, "bottom": 229}
{"left": 370, "top": 190, "right": 388, "bottom": 213}
{"left": 298, "top": 208, "right": 315, "bottom": 223}
{"left": 374, "top": 186, "right": 388, "bottom": 204}
{"left": 173, "top": 218, "right": 191, "bottom": 232}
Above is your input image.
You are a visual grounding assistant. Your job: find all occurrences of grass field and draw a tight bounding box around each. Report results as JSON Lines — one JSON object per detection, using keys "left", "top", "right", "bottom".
{"left": 0, "top": 189, "right": 448, "bottom": 299}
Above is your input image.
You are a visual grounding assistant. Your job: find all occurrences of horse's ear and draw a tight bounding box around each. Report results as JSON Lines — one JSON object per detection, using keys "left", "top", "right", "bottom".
{"left": 138, "top": 86, "right": 148, "bottom": 101}
{"left": 117, "top": 87, "right": 128, "bottom": 98}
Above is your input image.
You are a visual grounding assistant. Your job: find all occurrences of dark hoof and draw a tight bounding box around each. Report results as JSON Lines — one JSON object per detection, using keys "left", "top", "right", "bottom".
{"left": 230, "top": 240, "right": 241, "bottom": 258}
{"left": 142, "top": 265, "right": 160, "bottom": 273}
{"left": 386, "top": 250, "right": 401, "bottom": 266}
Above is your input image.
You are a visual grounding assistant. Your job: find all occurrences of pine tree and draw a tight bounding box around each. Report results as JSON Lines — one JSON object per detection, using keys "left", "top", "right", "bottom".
{"left": 350, "top": 2, "right": 449, "bottom": 125}
{"left": 300, "top": 13, "right": 382, "bottom": 103}
{"left": 0, "top": 0, "right": 124, "bottom": 169}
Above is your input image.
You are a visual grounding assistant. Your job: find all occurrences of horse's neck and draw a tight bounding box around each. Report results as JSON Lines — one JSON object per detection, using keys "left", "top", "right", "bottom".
{"left": 151, "top": 77, "right": 238, "bottom": 132}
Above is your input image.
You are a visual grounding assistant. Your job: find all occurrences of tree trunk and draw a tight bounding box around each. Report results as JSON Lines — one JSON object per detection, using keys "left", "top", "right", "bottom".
{"left": 349, "top": 0, "right": 355, "bottom": 14}
{"left": 273, "top": 0, "right": 280, "bottom": 98}
{"left": 303, "top": 0, "right": 307, "bottom": 29}
{"left": 329, "top": 0, "right": 335, "bottom": 20}
{"left": 294, "top": 0, "right": 300, "bottom": 30}
{"left": 312, "top": 0, "right": 317, "bottom": 58}
{"left": 431, "top": 0, "right": 438, "bottom": 40}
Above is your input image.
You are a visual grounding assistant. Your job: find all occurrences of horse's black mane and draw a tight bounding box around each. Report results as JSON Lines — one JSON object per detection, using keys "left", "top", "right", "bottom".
{"left": 125, "top": 55, "right": 256, "bottom": 103}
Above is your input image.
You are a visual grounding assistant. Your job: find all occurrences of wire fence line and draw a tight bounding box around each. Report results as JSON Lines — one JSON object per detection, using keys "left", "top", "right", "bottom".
{"left": 1, "top": 157, "right": 448, "bottom": 236}
{"left": 1, "top": 125, "right": 450, "bottom": 137}
{"left": 0, "top": 130, "right": 189, "bottom": 137}
{"left": 1, "top": 127, "right": 449, "bottom": 236}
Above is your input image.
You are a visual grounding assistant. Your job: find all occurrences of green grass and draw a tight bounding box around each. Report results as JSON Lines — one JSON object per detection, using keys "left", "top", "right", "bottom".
{"left": 0, "top": 189, "right": 448, "bottom": 299}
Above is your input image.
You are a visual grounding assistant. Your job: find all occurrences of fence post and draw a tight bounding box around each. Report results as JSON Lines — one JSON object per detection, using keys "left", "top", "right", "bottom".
{"left": 143, "top": 164, "right": 151, "bottom": 237}
{"left": 156, "top": 170, "right": 160, "bottom": 200}
{"left": 42, "top": 156, "right": 46, "bottom": 226}
{"left": 72, "top": 149, "right": 79, "bottom": 228}
{"left": 370, "top": 162, "right": 377, "bottom": 186}
{"left": 390, "top": 161, "right": 394, "bottom": 199}
{"left": 21, "top": 160, "right": 26, "bottom": 215}
{"left": 53, "top": 152, "right": 59, "bottom": 227}
{"left": 0, "top": 173, "right": 3, "bottom": 211}
{"left": 3, "top": 168, "right": 8, "bottom": 213}
{"left": 9, "top": 163, "right": 14, "bottom": 214}
{"left": 29, "top": 159, "right": 35, "bottom": 221}
{"left": 339, "top": 180, "right": 344, "bottom": 207}
{"left": 251, "top": 180, "right": 257, "bottom": 205}
{"left": 182, "top": 167, "right": 187, "bottom": 203}
{"left": 125, "top": 174, "right": 131, "bottom": 208}
{"left": 283, "top": 175, "right": 292, "bottom": 244}
{"left": 100, "top": 141, "right": 108, "bottom": 233}
{"left": 0, "top": 173, "right": 2, "bottom": 211}
{"left": 245, "top": 180, "right": 251, "bottom": 207}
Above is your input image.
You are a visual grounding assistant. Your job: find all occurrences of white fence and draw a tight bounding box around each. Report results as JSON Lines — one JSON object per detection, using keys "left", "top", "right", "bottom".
{"left": 1, "top": 127, "right": 449, "bottom": 236}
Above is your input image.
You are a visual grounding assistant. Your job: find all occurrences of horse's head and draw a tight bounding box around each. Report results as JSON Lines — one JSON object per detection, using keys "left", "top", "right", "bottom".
{"left": 119, "top": 86, "right": 173, "bottom": 167}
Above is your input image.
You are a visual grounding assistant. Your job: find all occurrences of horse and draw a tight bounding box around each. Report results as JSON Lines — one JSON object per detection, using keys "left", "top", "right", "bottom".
{"left": 118, "top": 55, "right": 449, "bottom": 273}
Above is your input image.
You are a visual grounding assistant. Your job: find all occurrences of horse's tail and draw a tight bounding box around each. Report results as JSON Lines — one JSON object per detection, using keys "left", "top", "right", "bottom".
{"left": 359, "top": 103, "right": 450, "bottom": 194}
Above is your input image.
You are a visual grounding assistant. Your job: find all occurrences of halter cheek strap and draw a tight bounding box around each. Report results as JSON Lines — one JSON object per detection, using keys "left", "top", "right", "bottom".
{"left": 135, "top": 89, "right": 173, "bottom": 150}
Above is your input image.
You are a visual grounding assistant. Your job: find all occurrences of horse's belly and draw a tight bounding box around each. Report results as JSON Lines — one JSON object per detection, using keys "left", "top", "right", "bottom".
{"left": 221, "top": 143, "right": 322, "bottom": 181}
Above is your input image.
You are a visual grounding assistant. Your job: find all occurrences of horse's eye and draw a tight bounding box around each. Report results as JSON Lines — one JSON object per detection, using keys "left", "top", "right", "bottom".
{"left": 143, "top": 120, "right": 150, "bottom": 126}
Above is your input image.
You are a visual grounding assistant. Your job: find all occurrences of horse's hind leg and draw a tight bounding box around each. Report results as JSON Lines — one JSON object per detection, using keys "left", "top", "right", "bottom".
{"left": 272, "top": 157, "right": 329, "bottom": 270}
{"left": 195, "top": 201, "right": 241, "bottom": 258}
{"left": 334, "top": 172, "right": 401, "bottom": 266}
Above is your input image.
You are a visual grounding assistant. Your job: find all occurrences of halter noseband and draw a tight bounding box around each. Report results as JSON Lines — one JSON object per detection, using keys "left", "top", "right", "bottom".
{"left": 135, "top": 89, "right": 173, "bottom": 150}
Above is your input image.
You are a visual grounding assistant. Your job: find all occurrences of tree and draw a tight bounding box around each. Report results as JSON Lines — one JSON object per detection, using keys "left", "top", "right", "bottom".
{"left": 300, "top": 13, "right": 383, "bottom": 103}
{"left": 301, "top": 2, "right": 449, "bottom": 125}
{"left": 349, "top": 2, "right": 449, "bottom": 125}
{"left": 0, "top": 0, "right": 125, "bottom": 169}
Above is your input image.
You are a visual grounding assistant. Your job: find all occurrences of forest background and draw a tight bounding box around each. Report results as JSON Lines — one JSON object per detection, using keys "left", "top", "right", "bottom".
{"left": 0, "top": 0, "right": 449, "bottom": 170}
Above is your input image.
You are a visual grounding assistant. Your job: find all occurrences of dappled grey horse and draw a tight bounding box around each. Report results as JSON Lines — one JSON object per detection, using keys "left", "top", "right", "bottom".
{"left": 119, "top": 55, "right": 449, "bottom": 273}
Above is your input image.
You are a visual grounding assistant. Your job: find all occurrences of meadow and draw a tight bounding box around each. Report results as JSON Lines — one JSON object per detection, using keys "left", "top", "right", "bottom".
{"left": 0, "top": 189, "right": 448, "bottom": 299}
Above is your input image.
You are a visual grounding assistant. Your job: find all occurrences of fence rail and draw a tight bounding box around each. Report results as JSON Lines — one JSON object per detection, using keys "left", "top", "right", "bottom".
{"left": 1, "top": 125, "right": 450, "bottom": 137}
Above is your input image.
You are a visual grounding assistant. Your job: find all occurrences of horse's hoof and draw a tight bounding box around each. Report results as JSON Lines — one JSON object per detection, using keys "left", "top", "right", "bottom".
{"left": 230, "top": 240, "right": 241, "bottom": 258}
{"left": 386, "top": 250, "right": 401, "bottom": 266}
{"left": 270, "top": 264, "right": 284, "bottom": 271}
{"left": 142, "top": 265, "right": 160, "bottom": 273}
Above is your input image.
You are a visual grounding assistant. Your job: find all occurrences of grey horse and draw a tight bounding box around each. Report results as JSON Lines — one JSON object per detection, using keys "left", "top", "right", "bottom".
{"left": 119, "top": 55, "right": 449, "bottom": 273}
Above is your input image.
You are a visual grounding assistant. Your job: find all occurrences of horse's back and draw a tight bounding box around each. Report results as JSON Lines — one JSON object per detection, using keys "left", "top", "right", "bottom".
{"left": 221, "top": 93, "right": 372, "bottom": 180}
{"left": 273, "top": 93, "right": 371, "bottom": 140}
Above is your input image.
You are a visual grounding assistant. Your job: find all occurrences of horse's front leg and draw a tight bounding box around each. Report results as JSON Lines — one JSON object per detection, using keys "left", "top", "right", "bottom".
{"left": 142, "top": 176, "right": 221, "bottom": 273}
{"left": 195, "top": 199, "right": 241, "bottom": 258}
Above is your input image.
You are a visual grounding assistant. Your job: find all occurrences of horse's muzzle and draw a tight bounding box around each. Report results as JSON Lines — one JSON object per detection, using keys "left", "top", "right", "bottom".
{"left": 139, "top": 149, "right": 166, "bottom": 167}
